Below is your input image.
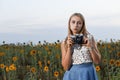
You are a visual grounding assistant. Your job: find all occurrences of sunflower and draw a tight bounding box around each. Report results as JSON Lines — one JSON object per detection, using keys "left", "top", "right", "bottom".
{"left": 48, "top": 51, "right": 51, "bottom": 55}
{"left": 109, "top": 59, "right": 115, "bottom": 65}
{"left": 102, "top": 59, "right": 107, "bottom": 64}
{"left": 0, "top": 52, "right": 5, "bottom": 56}
{"left": 6, "top": 66, "right": 9, "bottom": 72}
{"left": 30, "top": 50, "right": 36, "bottom": 56}
{"left": 44, "top": 66, "right": 49, "bottom": 72}
{"left": 12, "top": 56, "right": 18, "bottom": 62}
{"left": 54, "top": 71, "right": 59, "bottom": 77}
{"left": 30, "top": 67, "right": 36, "bottom": 73}
{"left": 9, "top": 64, "right": 16, "bottom": 71}
{"left": 115, "top": 60, "right": 120, "bottom": 67}
{"left": 38, "top": 61, "right": 42, "bottom": 67}
{"left": 56, "top": 44, "right": 60, "bottom": 49}
{"left": 45, "top": 46, "right": 49, "bottom": 51}
{"left": 96, "top": 66, "right": 100, "bottom": 71}
{"left": 47, "top": 60, "right": 50, "bottom": 65}
{"left": 0, "top": 64, "right": 5, "bottom": 69}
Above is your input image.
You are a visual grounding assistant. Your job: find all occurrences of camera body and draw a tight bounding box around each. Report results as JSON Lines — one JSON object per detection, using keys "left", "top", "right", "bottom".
{"left": 70, "top": 34, "right": 84, "bottom": 44}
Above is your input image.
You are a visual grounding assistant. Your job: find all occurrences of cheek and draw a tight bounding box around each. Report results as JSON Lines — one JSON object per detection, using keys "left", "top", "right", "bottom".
{"left": 70, "top": 22, "right": 73, "bottom": 27}
{"left": 70, "top": 26, "right": 73, "bottom": 31}
{"left": 78, "top": 25, "right": 83, "bottom": 29}
{"left": 70, "top": 23, "right": 74, "bottom": 29}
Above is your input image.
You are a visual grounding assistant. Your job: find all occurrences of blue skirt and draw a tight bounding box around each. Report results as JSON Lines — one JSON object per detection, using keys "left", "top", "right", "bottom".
{"left": 63, "top": 62, "right": 98, "bottom": 80}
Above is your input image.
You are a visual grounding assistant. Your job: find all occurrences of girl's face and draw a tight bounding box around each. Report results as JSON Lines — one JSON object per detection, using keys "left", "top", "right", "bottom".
{"left": 70, "top": 15, "right": 83, "bottom": 35}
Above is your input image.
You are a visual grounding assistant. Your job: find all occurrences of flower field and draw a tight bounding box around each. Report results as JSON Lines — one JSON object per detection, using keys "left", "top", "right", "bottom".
{"left": 0, "top": 39, "right": 120, "bottom": 80}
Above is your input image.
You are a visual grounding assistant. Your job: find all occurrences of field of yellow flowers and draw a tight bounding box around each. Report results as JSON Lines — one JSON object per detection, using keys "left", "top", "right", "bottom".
{"left": 0, "top": 39, "right": 120, "bottom": 80}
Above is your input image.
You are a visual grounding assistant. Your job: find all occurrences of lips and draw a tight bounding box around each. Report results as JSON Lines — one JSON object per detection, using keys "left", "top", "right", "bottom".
{"left": 74, "top": 29, "right": 77, "bottom": 31}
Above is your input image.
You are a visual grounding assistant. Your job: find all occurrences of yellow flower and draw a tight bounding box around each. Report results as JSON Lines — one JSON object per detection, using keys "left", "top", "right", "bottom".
{"left": 0, "top": 52, "right": 5, "bottom": 56}
{"left": 6, "top": 66, "right": 9, "bottom": 72}
{"left": 38, "top": 61, "right": 42, "bottom": 67}
{"left": 30, "top": 50, "right": 37, "bottom": 56}
{"left": 115, "top": 60, "right": 120, "bottom": 67}
{"left": 9, "top": 64, "right": 16, "bottom": 71}
{"left": 102, "top": 59, "right": 107, "bottom": 64}
{"left": 47, "top": 60, "right": 50, "bottom": 65}
{"left": 96, "top": 66, "right": 100, "bottom": 71}
{"left": 0, "top": 64, "right": 5, "bottom": 69}
{"left": 45, "top": 46, "right": 49, "bottom": 51}
{"left": 56, "top": 44, "right": 60, "bottom": 49}
{"left": 44, "top": 66, "right": 49, "bottom": 72}
{"left": 48, "top": 51, "right": 51, "bottom": 55}
{"left": 12, "top": 56, "right": 18, "bottom": 62}
{"left": 30, "top": 67, "right": 36, "bottom": 73}
{"left": 109, "top": 59, "right": 115, "bottom": 65}
{"left": 54, "top": 71, "right": 59, "bottom": 77}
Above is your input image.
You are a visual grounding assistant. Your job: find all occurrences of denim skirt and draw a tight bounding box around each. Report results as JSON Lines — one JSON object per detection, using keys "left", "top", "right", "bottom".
{"left": 63, "top": 62, "right": 98, "bottom": 80}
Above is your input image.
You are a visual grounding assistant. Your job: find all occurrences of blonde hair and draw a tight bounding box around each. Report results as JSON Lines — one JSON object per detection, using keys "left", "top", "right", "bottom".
{"left": 64, "top": 13, "right": 89, "bottom": 48}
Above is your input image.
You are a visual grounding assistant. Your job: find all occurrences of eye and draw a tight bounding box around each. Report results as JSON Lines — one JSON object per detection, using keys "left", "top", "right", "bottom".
{"left": 72, "top": 20, "right": 75, "bottom": 24}
{"left": 78, "top": 21, "right": 82, "bottom": 25}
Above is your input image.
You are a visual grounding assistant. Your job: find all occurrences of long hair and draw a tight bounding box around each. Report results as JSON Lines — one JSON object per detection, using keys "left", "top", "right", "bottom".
{"left": 64, "top": 13, "right": 89, "bottom": 48}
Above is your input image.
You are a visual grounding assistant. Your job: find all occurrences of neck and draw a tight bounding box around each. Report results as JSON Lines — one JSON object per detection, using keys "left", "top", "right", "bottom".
{"left": 73, "top": 32, "right": 79, "bottom": 35}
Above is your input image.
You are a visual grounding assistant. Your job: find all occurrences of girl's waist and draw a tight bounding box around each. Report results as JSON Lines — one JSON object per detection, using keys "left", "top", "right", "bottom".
{"left": 72, "top": 62, "right": 93, "bottom": 68}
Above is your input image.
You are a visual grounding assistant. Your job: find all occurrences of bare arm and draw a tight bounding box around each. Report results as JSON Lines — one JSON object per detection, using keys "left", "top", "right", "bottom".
{"left": 61, "top": 37, "right": 74, "bottom": 70}
{"left": 88, "top": 36, "right": 101, "bottom": 64}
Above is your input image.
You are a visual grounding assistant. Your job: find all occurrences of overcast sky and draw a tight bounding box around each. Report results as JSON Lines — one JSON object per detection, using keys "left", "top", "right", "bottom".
{"left": 0, "top": 0, "right": 120, "bottom": 44}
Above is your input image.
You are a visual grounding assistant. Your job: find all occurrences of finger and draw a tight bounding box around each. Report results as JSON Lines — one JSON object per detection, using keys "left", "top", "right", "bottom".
{"left": 67, "top": 40, "right": 73, "bottom": 45}
{"left": 68, "top": 38, "right": 74, "bottom": 43}
{"left": 81, "top": 43, "right": 87, "bottom": 46}
{"left": 69, "top": 40, "right": 74, "bottom": 45}
{"left": 68, "top": 37, "right": 72, "bottom": 41}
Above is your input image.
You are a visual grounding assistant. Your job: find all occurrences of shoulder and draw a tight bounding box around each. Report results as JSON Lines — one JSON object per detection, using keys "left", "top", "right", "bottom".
{"left": 87, "top": 33, "right": 97, "bottom": 42}
{"left": 87, "top": 33, "right": 94, "bottom": 39}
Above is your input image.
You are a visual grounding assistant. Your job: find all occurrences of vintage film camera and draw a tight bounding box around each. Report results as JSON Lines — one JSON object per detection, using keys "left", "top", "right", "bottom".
{"left": 70, "top": 34, "right": 84, "bottom": 44}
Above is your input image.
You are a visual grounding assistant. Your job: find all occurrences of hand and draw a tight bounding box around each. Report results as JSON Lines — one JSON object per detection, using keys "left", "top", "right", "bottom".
{"left": 82, "top": 37, "right": 93, "bottom": 48}
{"left": 67, "top": 36, "right": 74, "bottom": 48}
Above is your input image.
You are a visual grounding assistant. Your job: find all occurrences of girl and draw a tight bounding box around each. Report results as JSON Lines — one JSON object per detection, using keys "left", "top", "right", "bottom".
{"left": 61, "top": 13, "right": 101, "bottom": 80}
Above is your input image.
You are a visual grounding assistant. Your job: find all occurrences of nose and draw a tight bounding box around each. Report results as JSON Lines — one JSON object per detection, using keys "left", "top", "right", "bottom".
{"left": 75, "top": 22, "right": 78, "bottom": 27}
